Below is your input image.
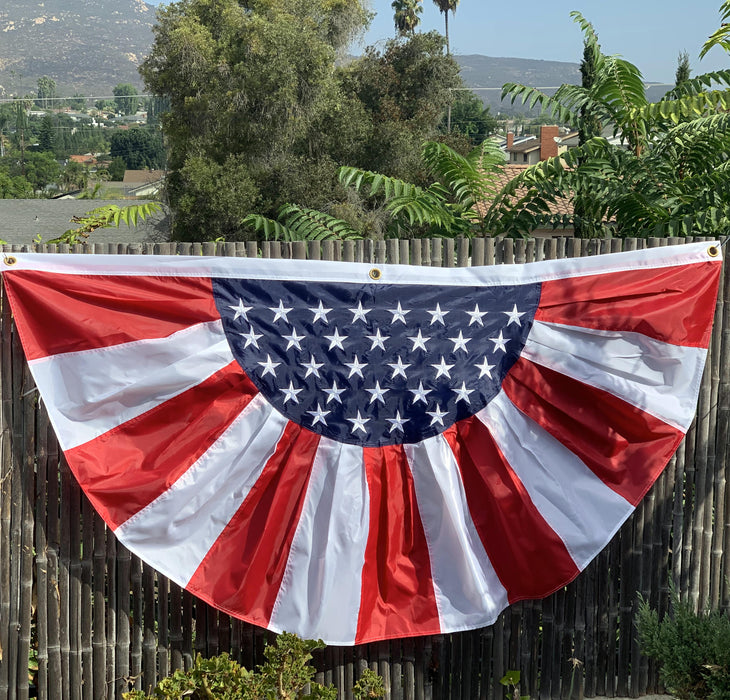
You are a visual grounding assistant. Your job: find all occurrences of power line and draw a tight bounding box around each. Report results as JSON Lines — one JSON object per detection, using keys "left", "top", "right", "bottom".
{"left": 0, "top": 94, "right": 154, "bottom": 104}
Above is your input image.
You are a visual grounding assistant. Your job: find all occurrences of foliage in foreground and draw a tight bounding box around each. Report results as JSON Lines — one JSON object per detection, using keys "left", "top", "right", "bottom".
{"left": 46, "top": 202, "right": 162, "bottom": 245}
{"left": 122, "top": 632, "right": 384, "bottom": 700}
{"left": 637, "top": 594, "right": 730, "bottom": 700}
{"left": 245, "top": 138, "right": 505, "bottom": 241}
{"left": 491, "top": 11, "right": 730, "bottom": 238}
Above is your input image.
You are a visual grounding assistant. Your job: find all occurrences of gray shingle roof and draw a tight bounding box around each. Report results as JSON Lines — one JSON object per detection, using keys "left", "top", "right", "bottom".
{"left": 0, "top": 199, "right": 170, "bottom": 245}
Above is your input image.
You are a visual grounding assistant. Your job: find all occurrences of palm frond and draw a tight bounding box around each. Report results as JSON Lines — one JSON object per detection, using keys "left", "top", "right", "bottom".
{"left": 661, "top": 70, "right": 730, "bottom": 100}
{"left": 700, "top": 0, "right": 730, "bottom": 58}
{"left": 243, "top": 206, "right": 362, "bottom": 241}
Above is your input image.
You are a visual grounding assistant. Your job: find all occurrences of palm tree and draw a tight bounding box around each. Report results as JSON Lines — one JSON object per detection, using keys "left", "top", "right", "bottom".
{"left": 490, "top": 12, "right": 730, "bottom": 238}
{"left": 432, "top": 0, "right": 459, "bottom": 55}
{"left": 392, "top": 0, "right": 423, "bottom": 37}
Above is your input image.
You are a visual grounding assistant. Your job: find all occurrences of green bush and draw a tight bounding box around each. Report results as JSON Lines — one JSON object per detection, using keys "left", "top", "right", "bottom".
{"left": 637, "top": 594, "right": 730, "bottom": 700}
{"left": 123, "top": 632, "right": 384, "bottom": 700}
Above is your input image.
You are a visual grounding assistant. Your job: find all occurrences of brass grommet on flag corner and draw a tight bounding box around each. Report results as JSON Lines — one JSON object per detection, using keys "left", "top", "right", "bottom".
{"left": 708, "top": 245, "right": 720, "bottom": 258}
{"left": 3, "top": 256, "right": 17, "bottom": 266}
{"left": 369, "top": 268, "right": 382, "bottom": 280}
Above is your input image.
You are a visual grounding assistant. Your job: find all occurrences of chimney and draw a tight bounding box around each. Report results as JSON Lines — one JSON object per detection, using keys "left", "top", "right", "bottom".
{"left": 539, "top": 125, "right": 559, "bottom": 160}
{"left": 506, "top": 132, "right": 514, "bottom": 149}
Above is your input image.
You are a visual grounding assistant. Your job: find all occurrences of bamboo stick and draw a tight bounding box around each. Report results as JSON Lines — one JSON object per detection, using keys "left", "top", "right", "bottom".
{"left": 80, "top": 497, "right": 93, "bottom": 700}
{"left": 35, "top": 404, "right": 49, "bottom": 700}
{"left": 0, "top": 277, "right": 14, "bottom": 700}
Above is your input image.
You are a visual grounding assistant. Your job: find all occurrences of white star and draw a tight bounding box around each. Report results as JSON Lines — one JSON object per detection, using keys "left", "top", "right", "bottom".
{"left": 229, "top": 298, "right": 252, "bottom": 322}
{"left": 309, "top": 300, "right": 332, "bottom": 324}
{"left": 426, "top": 404, "right": 448, "bottom": 427}
{"left": 466, "top": 303, "right": 488, "bottom": 327}
{"left": 389, "top": 301, "right": 410, "bottom": 324}
{"left": 323, "top": 327, "right": 347, "bottom": 351}
{"left": 365, "top": 381, "right": 390, "bottom": 405}
{"left": 270, "top": 300, "right": 293, "bottom": 324}
{"left": 387, "top": 411, "right": 409, "bottom": 433}
{"left": 449, "top": 330, "right": 471, "bottom": 353}
{"left": 409, "top": 381, "right": 431, "bottom": 404}
{"left": 431, "top": 356, "right": 455, "bottom": 379}
{"left": 407, "top": 329, "right": 431, "bottom": 352}
{"left": 366, "top": 328, "right": 389, "bottom": 351}
{"left": 280, "top": 380, "right": 303, "bottom": 404}
{"left": 301, "top": 354, "right": 324, "bottom": 379}
{"left": 453, "top": 381, "right": 475, "bottom": 404}
{"left": 491, "top": 330, "right": 510, "bottom": 353}
{"left": 475, "top": 357, "right": 495, "bottom": 378}
{"left": 504, "top": 304, "right": 526, "bottom": 326}
{"left": 239, "top": 326, "right": 262, "bottom": 349}
{"left": 349, "top": 300, "right": 371, "bottom": 323}
{"left": 427, "top": 303, "right": 449, "bottom": 326}
{"left": 388, "top": 356, "right": 411, "bottom": 379}
{"left": 257, "top": 354, "right": 280, "bottom": 378}
{"left": 347, "top": 410, "right": 371, "bottom": 434}
{"left": 323, "top": 379, "right": 346, "bottom": 404}
{"left": 283, "top": 328, "right": 306, "bottom": 351}
{"left": 344, "top": 355, "right": 367, "bottom": 379}
{"left": 307, "top": 403, "right": 330, "bottom": 427}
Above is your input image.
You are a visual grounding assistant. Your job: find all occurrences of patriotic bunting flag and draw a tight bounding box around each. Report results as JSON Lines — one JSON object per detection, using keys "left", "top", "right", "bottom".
{"left": 1, "top": 242, "right": 722, "bottom": 645}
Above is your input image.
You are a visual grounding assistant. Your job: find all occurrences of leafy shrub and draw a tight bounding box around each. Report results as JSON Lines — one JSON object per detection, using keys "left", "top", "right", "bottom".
{"left": 637, "top": 594, "right": 730, "bottom": 700}
{"left": 123, "top": 632, "right": 384, "bottom": 700}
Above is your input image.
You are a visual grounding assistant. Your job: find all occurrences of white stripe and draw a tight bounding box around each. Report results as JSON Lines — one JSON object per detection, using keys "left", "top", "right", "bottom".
{"left": 114, "top": 393, "right": 288, "bottom": 587}
{"left": 4, "top": 241, "right": 719, "bottom": 288}
{"left": 28, "top": 320, "right": 234, "bottom": 450}
{"left": 523, "top": 320, "right": 706, "bottom": 432}
{"left": 478, "top": 391, "right": 633, "bottom": 569}
{"left": 268, "top": 439, "right": 369, "bottom": 646}
{"left": 404, "top": 435, "right": 508, "bottom": 634}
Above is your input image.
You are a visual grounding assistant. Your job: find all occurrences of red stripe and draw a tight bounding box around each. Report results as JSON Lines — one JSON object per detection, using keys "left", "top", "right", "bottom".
{"left": 442, "top": 421, "right": 580, "bottom": 603}
{"left": 3, "top": 272, "right": 220, "bottom": 360}
{"left": 356, "top": 445, "right": 441, "bottom": 642}
{"left": 503, "top": 357, "right": 683, "bottom": 506}
{"left": 186, "top": 422, "right": 320, "bottom": 628}
{"left": 65, "top": 362, "right": 258, "bottom": 529}
{"left": 535, "top": 262, "right": 721, "bottom": 347}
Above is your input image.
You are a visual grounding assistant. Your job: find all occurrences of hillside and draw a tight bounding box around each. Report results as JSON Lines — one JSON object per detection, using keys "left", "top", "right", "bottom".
{"left": 455, "top": 54, "right": 672, "bottom": 114}
{"left": 0, "top": 0, "right": 155, "bottom": 96}
{"left": 0, "top": 3, "right": 671, "bottom": 111}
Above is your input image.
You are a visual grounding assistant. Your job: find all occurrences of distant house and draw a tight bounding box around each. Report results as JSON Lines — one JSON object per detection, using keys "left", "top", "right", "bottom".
{"left": 122, "top": 170, "right": 166, "bottom": 198}
{"left": 479, "top": 163, "right": 575, "bottom": 237}
{"left": 505, "top": 125, "right": 564, "bottom": 165}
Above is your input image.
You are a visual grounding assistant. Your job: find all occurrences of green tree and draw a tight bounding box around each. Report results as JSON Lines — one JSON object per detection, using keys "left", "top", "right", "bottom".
{"left": 338, "top": 31, "right": 461, "bottom": 183}
{"left": 37, "top": 114, "right": 55, "bottom": 152}
{"left": 676, "top": 50, "right": 691, "bottom": 85}
{"left": 392, "top": 0, "right": 422, "bottom": 37}
{"left": 493, "top": 12, "right": 730, "bottom": 238}
{"left": 109, "top": 129, "right": 166, "bottom": 169}
{"left": 432, "top": 0, "right": 459, "bottom": 55}
{"left": 60, "top": 161, "right": 88, "bottom": 192}
{"left": 442, "top": 91, "right": 498, "bottom": 143}
{"left": 108, "top": 156, "right": 126, "bottom": 181}
{"left": 0, "top": 171, "right": 34, "bottom": 198}
{"left": 36, "top": 76, "right": 57, "bottom": 109}
{"left": 113, "top": 83, "right": 140, "bottom": 116}
{"left": 140, "top": 0, "right": 371, "bottom": 240}
{"left": 66, "top": 94, "right": 87, "bottom": 111}
{"left": 19, "top": 151, "right": 61, "bottom": 192}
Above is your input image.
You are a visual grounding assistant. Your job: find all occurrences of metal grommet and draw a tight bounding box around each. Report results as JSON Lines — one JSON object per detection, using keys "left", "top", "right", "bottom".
{"left": 708, "top": 245, "right": 720, "bottom": 258}
{"left": 3, "top": 256, "right": 17, "bottom": 266}
{"left": 369, "top": 268, "right": 382, "bottom": 280}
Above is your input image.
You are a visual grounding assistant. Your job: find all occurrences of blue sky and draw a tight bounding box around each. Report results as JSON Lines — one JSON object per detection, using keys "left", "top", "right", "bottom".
{"left": 146, "top": 0, "right": 730, "bottom": 84}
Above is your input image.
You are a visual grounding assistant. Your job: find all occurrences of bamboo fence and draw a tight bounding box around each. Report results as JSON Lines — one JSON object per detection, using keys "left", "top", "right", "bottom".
{"left": 0, "top": 236, "right": 728, "bottom": 700}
